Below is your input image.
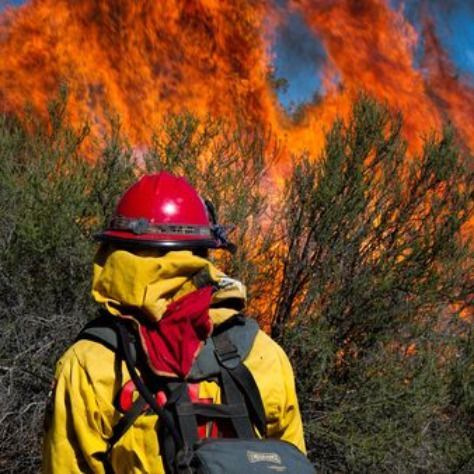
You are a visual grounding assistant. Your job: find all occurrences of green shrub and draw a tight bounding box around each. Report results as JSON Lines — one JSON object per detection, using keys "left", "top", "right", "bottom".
{"left": 274, "top": 97, "right": 473, "bottom": 472}
{"left": 0, "top": 95, "right": 270, "bottom": 472}
{"left": 0, "top": 96, "right": 136, "bottom": 472}
{"left": 0, "top": 93, "right": 472, "bottom": 473}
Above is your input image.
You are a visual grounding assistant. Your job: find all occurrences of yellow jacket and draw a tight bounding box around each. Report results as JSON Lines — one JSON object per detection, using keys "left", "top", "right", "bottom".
{"left": 43, "top": 249, "right": 305, "bottom": 473}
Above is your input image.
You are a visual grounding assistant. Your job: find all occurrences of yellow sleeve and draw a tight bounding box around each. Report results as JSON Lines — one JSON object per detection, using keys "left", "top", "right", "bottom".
{"left": 245, "top": 331, "right": 306, "bottom": 453}
{"left": 42, "top": 345, "right": 112, "bottom": 474}
{"left": 267, "top": 342, "right": 306, "bottom": 453}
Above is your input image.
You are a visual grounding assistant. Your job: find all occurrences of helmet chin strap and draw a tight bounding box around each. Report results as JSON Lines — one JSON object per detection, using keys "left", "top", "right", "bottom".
{"left": 204, "top": 199, "right": 218, "bottom": 225}
{"left": 205, "top": 199, "right": 237, "bottom": 253}
{"left": 212, "top": 224, "right": 237, "bottom": 254}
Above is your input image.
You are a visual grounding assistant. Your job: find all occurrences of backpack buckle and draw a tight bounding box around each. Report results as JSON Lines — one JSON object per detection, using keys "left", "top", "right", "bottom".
{"left": 214, "top": 336, "right": 241, "bottom": 369}
{"left": 176, "top": 447, "right": 194, "bottom": 474}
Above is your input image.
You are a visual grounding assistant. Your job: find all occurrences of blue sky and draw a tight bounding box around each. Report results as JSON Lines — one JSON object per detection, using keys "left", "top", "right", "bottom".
{"left": 1, "top": 0, "right": 473, "bottom": 111}
{"left": 431, "top": 3, "right": 474, "bottom": 75}
{"left": 0, "top": 0, "right": 23, "bottom": 6}
{"left": 272, "top": 11, "right": 325, "bottom": 112}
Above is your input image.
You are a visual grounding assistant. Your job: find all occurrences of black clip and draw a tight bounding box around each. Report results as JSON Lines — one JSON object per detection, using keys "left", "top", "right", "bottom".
{"left": 214, "top": 336, "right": 241, "bottom": 369}
{"left": 175, "top": 447, "right": 194, "bottom": 474}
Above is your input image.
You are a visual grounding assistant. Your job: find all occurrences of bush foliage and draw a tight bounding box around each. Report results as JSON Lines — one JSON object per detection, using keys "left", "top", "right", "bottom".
{"left": 275, "top": 99, "right": 474, "bottom": 472}
{"left": 0, "top": 94, "right": 472, "bottom": 472}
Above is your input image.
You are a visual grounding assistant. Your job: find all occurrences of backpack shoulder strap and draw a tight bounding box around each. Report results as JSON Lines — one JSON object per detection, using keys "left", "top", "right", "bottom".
{"left": 75, "top": 317, "right": 146, "bottom": 454}
{"left": 76, "top": 313, "right": 260, "bottom": 382}
{"left": 213, "top": 329, "right": 267, "bottom": 437}
{"left": 75, "top": 315, "right": 138, "bottom": 364}
{"left": 75, "top": 315, "right": 119, "bottom": 351}
{"left": 189, "top": 314, "right": 259, "bottom": 381}
{"left": 74, "top": 314, "right": 265, "bottom": 453}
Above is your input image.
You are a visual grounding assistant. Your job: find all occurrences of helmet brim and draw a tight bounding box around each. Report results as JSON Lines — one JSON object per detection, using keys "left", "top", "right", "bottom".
{"left": 93, "top": 231, "right": 221, "bottom": 250}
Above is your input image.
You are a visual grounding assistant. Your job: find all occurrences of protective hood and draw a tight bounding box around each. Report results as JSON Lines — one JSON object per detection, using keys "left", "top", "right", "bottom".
{"left": 91, "top": 246, "right": 247, "bottom": 377}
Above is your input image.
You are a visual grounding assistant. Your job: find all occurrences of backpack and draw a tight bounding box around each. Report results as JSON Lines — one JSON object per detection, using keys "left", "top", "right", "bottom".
{"left": 77, "top": 313, "right": 316, "bottom": 473}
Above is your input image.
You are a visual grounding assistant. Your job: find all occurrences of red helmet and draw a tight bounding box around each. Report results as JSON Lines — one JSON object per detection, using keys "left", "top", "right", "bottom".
{"left": 95, "top": 172, "right": 235, "bottom": 251}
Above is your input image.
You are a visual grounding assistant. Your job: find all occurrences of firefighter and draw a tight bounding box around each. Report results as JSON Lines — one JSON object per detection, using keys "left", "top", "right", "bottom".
{"left": 42, "top": 172, "right": 306, "bottom": 473}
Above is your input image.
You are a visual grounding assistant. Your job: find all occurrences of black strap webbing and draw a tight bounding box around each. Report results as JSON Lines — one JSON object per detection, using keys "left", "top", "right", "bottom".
{"left": 115, "top": 321, "right": 182, "bottom": 447}
{"left": 169, "top": 383, "right": 200, "bottom": 448}
{"left": 218, "top": 367, "right": 256, "bottom": 438}
{"left": 167, "top": 375, "right": 255, "bottom": 449}
{"left": 107, "top": 395, "right": 147, "bottom": 450}
{"left": 228, "top": 363, "right": 267, "bottom": 436}
{"left": 78, "top": 314, "right": 267, "bottom": 468}
{"left": 213, "top": 332, "right": 267, "bottom": 436}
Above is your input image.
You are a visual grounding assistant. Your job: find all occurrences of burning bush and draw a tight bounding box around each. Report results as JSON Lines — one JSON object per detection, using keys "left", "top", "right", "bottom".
{"left": 276, "top": 98, "right": 474, "bottom": 472}
{"left": 0, "top": 94, "right": 472, "bottom": 472}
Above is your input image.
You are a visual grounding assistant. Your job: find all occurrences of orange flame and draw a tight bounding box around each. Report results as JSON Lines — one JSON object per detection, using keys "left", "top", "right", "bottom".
{"left": 287, "top": 0, "right": 441, "bottom": 152}
{"left": 0, "top": 0, "right": 472, "bottom": 161}
{"left": 423, "top": 17, "right": 474, "bottom": 152}
{"left": 0, "top": 0, "right": 273, "bottom": 143}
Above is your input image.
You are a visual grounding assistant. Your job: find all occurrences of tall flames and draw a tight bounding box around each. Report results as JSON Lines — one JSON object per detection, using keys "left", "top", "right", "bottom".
{"left": 0, "top": 0, "right": 273, "bottom": 143}
{"left": 0, "top": 0, "right": 472, "bottom": 161}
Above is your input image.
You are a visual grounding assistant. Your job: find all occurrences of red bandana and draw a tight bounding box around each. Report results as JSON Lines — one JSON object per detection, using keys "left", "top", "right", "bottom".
{"left": 138, "top": 286, "right": 214, "bottom": 378}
